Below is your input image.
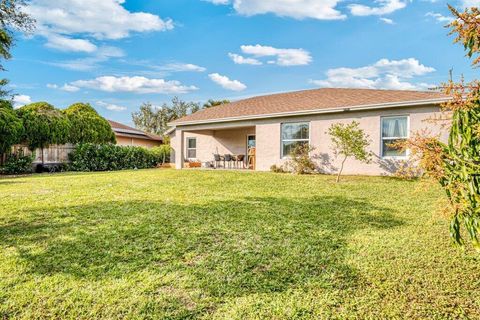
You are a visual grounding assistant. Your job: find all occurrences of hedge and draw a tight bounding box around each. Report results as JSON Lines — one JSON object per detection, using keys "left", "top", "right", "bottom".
{"left": 68, "top": 143, "right": 161, "bottom": 172}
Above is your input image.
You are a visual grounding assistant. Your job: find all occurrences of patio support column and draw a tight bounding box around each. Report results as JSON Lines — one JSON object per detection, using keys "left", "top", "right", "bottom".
{"left": 175, "top": 129, "right": 184, "bottom": 169}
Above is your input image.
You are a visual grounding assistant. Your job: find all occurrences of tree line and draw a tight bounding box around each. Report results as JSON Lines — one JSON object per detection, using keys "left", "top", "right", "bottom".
{"left": 132, "top": 98, "right": 229, "bottom": 136}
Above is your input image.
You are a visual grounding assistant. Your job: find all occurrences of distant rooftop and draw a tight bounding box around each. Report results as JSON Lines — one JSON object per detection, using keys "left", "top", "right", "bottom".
{"left": 108, "top": 120, "right": 163, "bottom": 142}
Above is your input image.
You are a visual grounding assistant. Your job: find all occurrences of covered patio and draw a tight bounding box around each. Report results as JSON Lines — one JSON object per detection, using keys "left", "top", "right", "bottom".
{"left": 172, "top": 124, "right": 256, "bottom": 170}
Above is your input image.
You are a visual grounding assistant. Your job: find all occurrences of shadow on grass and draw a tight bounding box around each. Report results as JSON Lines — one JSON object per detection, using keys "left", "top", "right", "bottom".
{"left": 0, "top": 179, "right": 25, "bottom": 185}
{"left": 0, "top": 196, "right": 403, "bottom": 298}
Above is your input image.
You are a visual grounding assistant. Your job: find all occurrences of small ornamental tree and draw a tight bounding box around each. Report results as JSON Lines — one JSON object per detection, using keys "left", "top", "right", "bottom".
{"left": 328, "top": 121, "right": 372, "bottom": 182}
{"left": 16, "top": 102, "right": 70, "bottom": 164}
{"left": 63, "top": 103, "right": 116, "bottom": 144}
{"left": 0, "top": 99, "right": 22, "bottom": 164}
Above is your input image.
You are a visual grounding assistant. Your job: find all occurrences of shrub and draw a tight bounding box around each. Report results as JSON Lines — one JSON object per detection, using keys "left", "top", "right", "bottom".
{"left": 393, "top": 160, "right": 422, "bottom": 180}
{"left": 270, "top": 164, "right": 286, "bottom": 173}
{"left": 284, "top": 144, "right": 316, "bottom": 174}
{"left": 151, "top": 145, "right": 171, "bottom": 164}
{"left": 1, "top": 152, "right": 33, "bottom": 175}
{"left": 68, "top": 143, "right": 160, "bottom": 172}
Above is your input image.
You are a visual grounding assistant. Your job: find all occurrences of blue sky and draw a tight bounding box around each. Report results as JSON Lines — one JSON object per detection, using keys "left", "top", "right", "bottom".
{"left": 7, "top": 0, "right": 478, "bottom": 124}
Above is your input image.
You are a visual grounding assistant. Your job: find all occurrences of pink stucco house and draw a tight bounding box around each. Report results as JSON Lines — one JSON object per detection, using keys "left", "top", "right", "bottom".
{"left": 168, "top": 88, "right": 449, "bottom": 175}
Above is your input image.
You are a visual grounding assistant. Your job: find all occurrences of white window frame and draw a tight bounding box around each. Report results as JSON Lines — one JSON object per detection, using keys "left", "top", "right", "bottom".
{"left": 281, "top": 122, "right": 311, "bottom": 159}
{"left": 186, "top": 137, "right": 197, "bottom": 159}
{"left": 380, "top": 115, "right": 410, "bottom": 159}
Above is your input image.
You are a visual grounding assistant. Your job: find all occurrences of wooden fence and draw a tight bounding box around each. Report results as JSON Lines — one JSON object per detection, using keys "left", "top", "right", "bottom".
{"left": 12, "top": 144, "right": 75, "bottom": 164}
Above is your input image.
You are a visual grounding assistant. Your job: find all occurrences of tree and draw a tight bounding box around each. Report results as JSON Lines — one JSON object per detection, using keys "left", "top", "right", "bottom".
{"left": 203, "top": 99, "right": 230, "bottom": 109}
{"left": 0, "top": 0, "right": 34, "bottom": 72}
{"left": 0, "top": 99, "right": 21, "bottom": 164}
{"left": 403, "top": 5, "right": 480, "bottom": 248}
{"left": 64, "top": 103, "right": 116, "bottom": 144}
{"left": 132, "top": 103, "right": 165, "bottom": 136}
{"left": 16, "top": 102, "right": 70, "bottom": 164}
{"left": 328, "top": 121, "right": 372, "bottom": 182}
{"left": 0, "top": 1, "right": 35, "bottom": 104}
{"left": 132, "top": 97, "right": 202, "bottom": 136}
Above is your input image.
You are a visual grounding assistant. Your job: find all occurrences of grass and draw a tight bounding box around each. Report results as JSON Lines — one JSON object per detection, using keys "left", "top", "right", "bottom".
{"left": 0, "top": 169, "right": 479, "bottom": 319}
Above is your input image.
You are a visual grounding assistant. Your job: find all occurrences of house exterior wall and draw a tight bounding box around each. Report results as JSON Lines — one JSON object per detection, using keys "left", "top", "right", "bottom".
{"left": 179, "top": 127, "right": 255, "bottom": 165}
{"left": 171, "top": 104, "right": 449, "bottom": 175}
{"left": 115, "top": 136, "right": 161, "bottom": 148}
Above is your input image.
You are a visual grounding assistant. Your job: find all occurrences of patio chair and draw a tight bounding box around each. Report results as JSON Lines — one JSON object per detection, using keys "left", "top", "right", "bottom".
{"left": 235, "top": 154, "right": 245, "bottom": 169}
{"left": 224, "top": 154, "right": 233, "bottom": 169}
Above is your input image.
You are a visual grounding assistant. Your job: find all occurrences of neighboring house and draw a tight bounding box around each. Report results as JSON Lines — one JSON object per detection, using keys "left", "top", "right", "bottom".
{"left": 108, "top": 120, "right": 163, "bottom": 148}
{"left": 168, "top": 88, "right": 450, "bottom": 175}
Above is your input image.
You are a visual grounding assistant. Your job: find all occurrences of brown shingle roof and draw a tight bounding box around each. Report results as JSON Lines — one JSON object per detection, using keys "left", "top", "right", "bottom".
{"left": 108, "top": 120, "right": 163, "bottom": 142}
{"left": 172, "top": 88, "right": 448, "bottom": 125}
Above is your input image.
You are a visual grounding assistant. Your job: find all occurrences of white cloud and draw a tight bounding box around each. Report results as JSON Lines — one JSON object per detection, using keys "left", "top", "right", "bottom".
{"left": 426, "top": 12, "right": 454, "bottom": 23}
{"left": 228, "top": 53, "right": 262, "bottom": 65}
{"left": 69, "top": 76, "right": 198, "bottom": 94}
{"left": 208, "top": 73, "right": 247, "bottom": 91}
{"left": 206, "top": 0, "right": 229, "bottom": 4}
{"left": 462, "top": 0, "right": 480, "bottom": 8}
{"left": 349, "top": 0, "right": 407, "bottom": 16}
{"left": 26, "top": 0, "right": 173, "bottom": 40}
{"left": 51, "top": 46, "right": 125, "bottom": 71}
{"left": 43, "top": 33, "right": 97, "bottom": 53}
{"left": 205, "top": 0, "right": 346, "bottom": 20}
{"left": 24, "top": 0, "right": 173, "bottom": 54}
{"left": 47, "top": 83, "right": 80, "bottom": 92}
{"left": 97, "top": 101, "right": 127, "bottom": 112}
{"left": 310, "top": 58, "right": 435, "bottom": 91}
{"left": 13, "top": 95, "right": 32, "bottom": 108}
{"left": 62, "top": 84, "right": 80, "bottom": 92}
{"left": 380, "top": 17, "right": 395, "bottom": 24}
{"left": 238, "top": 44, "right": 312, "bottom": 66}
{"left": 158, "top": 63, "right": 206, "bottom": 72}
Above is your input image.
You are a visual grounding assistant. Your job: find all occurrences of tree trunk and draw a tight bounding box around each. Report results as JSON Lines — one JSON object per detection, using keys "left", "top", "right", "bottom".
{"left": 41, "top": 147, "right": 45, "bottom": 165}
{"left": 336, "top": 155, "right": 348, "bottom": 183}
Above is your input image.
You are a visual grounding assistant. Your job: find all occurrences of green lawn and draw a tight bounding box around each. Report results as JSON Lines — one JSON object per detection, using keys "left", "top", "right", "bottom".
{"left": 0, "top": 169, "right": 479, "bottom": 319}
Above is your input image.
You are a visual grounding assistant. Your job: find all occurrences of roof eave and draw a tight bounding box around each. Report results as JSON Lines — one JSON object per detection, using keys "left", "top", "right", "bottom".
{"left": 168, "top": 97, "right": 449, "bottom": 128}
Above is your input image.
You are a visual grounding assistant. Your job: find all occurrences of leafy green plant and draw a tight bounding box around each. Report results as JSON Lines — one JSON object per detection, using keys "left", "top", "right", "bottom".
{"left": 1, "top": 151, "right": 33, "bottom": 174}
{"left": 63, "top": 103, "right": 116, "bottom": 144}
{"left": 444, "top": 106, "right": 480, "bottom": 247}
{"left": 328, "top": 121, "right": 372, "bottom": 182}
{"left": 284, "top": 144, "right": 316, "bottom": 175}
{"left": 68, "top": 143, "right": 160, "bottom": 172}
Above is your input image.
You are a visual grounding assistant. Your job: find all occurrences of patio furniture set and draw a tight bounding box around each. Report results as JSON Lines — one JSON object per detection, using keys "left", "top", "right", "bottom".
{"left": 213, "top": 154, "right": 245, "bottom": 169}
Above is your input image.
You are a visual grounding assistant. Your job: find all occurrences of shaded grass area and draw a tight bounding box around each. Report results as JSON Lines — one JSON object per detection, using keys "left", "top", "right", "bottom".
{"left": 0, "top": 170, "right": 479, "bottom": 319}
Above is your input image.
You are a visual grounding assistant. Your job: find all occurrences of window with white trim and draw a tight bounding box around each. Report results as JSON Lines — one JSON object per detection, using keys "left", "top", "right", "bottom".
{"left": 381, "top": 116, "right": 408, "bottom": 158}
{"left": 281, "top": 122, "right": 309, "bottom": 158}
{"left": 186, "top": 137, "right": 197, "bottom": 159}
